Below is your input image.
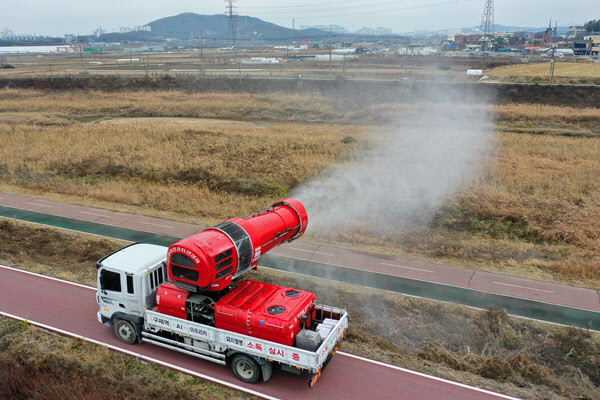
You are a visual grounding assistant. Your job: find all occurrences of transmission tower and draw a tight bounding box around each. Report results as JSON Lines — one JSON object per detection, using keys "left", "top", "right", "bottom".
{"left": 225, "top": 0, "right": 238, "bottom": 48}
{"left": 479, "top": 0, "right": 495, "bottom": 55}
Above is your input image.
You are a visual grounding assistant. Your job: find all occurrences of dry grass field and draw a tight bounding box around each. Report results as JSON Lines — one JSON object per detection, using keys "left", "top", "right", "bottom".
{"left": 0, "top": 89, "right": 599, "bottom": 288}
{"left": 0, "top": 316, "right": 255, "bottom": 400}
{"left": 488, "top": 62, "right": 600, "bottom": 78}
{"left": 486, "top": 61, "right": 600, "bottom": 84}
{"left": 1, "top": 220, "right": 598, "bottom": 400}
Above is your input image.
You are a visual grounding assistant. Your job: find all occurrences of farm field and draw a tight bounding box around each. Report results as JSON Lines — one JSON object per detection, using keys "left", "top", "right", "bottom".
{"left": 486, "top": 61, "right": 600, "bottom": 84}
{"left": 1, "top": 219, "right": 599, "bottom": 400}
{"left": 488, "top": 62, "right": 600, "bottom": 78}
{"left": 0, "top": 89, "right": 599, "bottom": 288}
{"left": 0, "top": 50, "right": 506, "bottom": 81}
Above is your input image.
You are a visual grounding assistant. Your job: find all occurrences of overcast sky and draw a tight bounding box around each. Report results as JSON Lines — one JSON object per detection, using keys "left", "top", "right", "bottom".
{"left": 1, "top": 0, "right": 593, "bottom": 36}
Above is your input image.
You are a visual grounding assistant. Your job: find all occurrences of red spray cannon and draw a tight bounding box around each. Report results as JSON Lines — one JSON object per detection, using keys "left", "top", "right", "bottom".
{"left": 167, "top": 199, "right": 308, "bottom": 292}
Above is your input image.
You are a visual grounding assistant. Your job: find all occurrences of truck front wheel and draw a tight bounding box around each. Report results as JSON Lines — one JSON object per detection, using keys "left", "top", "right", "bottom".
{"left": 114, "top": 319, "right": 137, "bottom": 344}
{"left": 231, "top": 354, "right": 261, "bottom": 384}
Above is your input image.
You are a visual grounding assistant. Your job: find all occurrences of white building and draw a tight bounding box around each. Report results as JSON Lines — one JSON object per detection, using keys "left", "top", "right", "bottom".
{"left": 119, "top": 25, "right": 151, "bottom": 34}
{"left": 373, "top": 27, "right": 392, "bottom": 36}
{"left": 1, "top": 27, "right": 14, "bottom": 38}
{"left": 2, "top": 33, "right": 38, "bottom": 41}
{"left": 356, "top": 26, "right": 393, "bottom": 36}
{"left": 300, "top": 24, "right": 347, "bottom": 33}
{"left": 93, "top": 26, "right": 107, "bottom": 37}
{"left": 134, "top": 25, "right": 152, "bottom": 32}
{"left": 566, "top": 26, "right": 586, "bottom": 39}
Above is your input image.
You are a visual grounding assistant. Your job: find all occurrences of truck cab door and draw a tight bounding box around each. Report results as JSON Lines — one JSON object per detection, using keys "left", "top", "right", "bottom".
{"left": 98, "top": 267, "right": 126, "bottom": 319}
{"left": 123, "top": 273, "right": 141, "bottom": 316}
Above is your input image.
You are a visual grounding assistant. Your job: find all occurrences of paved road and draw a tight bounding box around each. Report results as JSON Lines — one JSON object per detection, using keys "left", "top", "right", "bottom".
{"left": 0, "top": 265, "right": 520, "bottom": 400}
{"left": 1, "top": 191, "right": 598, "bottom": 313}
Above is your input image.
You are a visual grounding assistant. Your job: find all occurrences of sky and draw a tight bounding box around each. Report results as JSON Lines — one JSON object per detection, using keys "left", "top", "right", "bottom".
{"left": 0, "top": 0, "right": 593, "bottom": 37}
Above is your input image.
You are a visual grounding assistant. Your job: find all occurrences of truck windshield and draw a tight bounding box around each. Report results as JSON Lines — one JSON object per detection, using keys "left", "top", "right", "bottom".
{"left": 100, "top": 269, "right": 122, "bottom": 292}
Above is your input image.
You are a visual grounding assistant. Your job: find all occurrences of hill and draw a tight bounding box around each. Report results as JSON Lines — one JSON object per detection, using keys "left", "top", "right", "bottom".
{"left": 147, "top": 13, "right": 326, "bottom": 40}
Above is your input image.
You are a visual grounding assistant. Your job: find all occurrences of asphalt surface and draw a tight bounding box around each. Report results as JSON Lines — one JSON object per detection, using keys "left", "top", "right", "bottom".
{"left": 1, "top": 191, "right": 598, "bottom": 313}
{"left": 0, "top": 265, "right": 520, "bottom": 400}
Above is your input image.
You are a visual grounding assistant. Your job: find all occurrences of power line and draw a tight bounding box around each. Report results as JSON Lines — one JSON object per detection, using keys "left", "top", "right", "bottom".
{"left": 240, "top": 0, "right": 411, "bottom": 11}
{"left": 240, "top": 0, "right": 364, "bottom": 7}
{"left": 247, "top": 0, "right": 472, "bottom": 19}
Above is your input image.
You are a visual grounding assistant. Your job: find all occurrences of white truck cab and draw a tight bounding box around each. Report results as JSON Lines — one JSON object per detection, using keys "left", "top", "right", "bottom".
{"left": 97, "top": 243, "right": 168, "bottom": 342}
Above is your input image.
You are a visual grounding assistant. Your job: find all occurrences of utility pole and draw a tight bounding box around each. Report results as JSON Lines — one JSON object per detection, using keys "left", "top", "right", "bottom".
{"left": 199, "top": 36, "right": 204, "bottom": 74}
{"left": 329, "top": 29, "right": 333, "bottom": 76}
{"left": 550, "top": 21, "right": 557, "bottom": 82}
{"left": 80, "top": 47, "right": 84, "bottom": 73}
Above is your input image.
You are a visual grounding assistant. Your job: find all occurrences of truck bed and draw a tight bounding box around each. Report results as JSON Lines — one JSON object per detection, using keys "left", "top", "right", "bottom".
{"left": 143, "top": 304, "right": 348, "bottom": 373}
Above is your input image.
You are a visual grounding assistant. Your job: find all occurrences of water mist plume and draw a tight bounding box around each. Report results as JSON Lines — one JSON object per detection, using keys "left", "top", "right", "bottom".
{"left": 294, "top": 88, "right": 495, "bottom": 235}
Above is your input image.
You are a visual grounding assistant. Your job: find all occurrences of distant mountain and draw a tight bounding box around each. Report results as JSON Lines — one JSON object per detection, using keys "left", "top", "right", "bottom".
{"left": 147, "top": 13, "right": 326, "bottom": 40}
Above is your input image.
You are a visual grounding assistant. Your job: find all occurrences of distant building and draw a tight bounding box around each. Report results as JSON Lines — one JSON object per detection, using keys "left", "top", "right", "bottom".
{"left": 355, "top": 26, "right": 394, "bottom": 36}
{"left": 0, "top": 27, "right": 13, "bottom": 38}
{"left": 573, "top": 35, "right": 600, "bottom": 55}
{"left": 373, "top": 27, "right": 392, "bottom": 36}
{"left": 123, "top": 45, "right": 165, "bottom": 53}
{"left": 1, "top": 33, "right": 38, "bottom": 41}
{"left": 93, "top": 26, "right": 107, "bottom": 38}
{"left": 134, "top": 25, "right": 152, "bottom": 32}
{"left": 300, "top": 24, "right": 347, "bottom": 34}
{"left": 1, "top": 27, "right": 37, "bottom": 41}
{"left": 454, "top": 34, "right": 482, "bottom": 44}
{"left": 566, "top": 26, "right": 586, "bottom": 39}
{"left": 119, "top": 25, "right": 151, "bottom": 34}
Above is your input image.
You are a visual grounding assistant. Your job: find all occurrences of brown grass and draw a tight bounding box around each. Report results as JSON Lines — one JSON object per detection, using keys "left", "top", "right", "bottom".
{"left": 0, "top": 317, "right": 255, "bottom": 400}
{"left": 1, "top": 89, "right": 599, "bottom": 287}
{"left": 0, "top": 118, "right": 362, "bottom": 220}
{"left": 487, "top": 62, "right": 600, "bottom": 78}
{"left": 0, "top": 88, "right": 361, "bottom": 124}
{"left": 1, "top": 220, "right": 598, "bottom": 400}
{"left": 317, "top": 132, "right": 600, "bottom": 286}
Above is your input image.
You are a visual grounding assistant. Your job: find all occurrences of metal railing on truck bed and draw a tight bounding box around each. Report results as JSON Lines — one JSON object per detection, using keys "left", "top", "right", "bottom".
{"left": 142, "top": 304, "right": 349, "bottom": 374}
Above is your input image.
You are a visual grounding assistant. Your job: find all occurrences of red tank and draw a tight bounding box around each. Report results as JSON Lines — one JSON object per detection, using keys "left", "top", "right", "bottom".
{"left": 215, "top": 280, "right": 316, "bottom": 346}
{"left": 166, "top": 199, "right": 308, "bottom": 292}
{"left": 155, "top": 283, "right": 189, "bottom": 320}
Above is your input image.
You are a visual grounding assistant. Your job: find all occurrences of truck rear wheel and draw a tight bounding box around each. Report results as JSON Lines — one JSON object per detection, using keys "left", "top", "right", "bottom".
{"left": 114, "top": 319, "right": 137, "bottom": 344}
{"left": 231, "top": 354, "right": 261, "bottom": 384}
